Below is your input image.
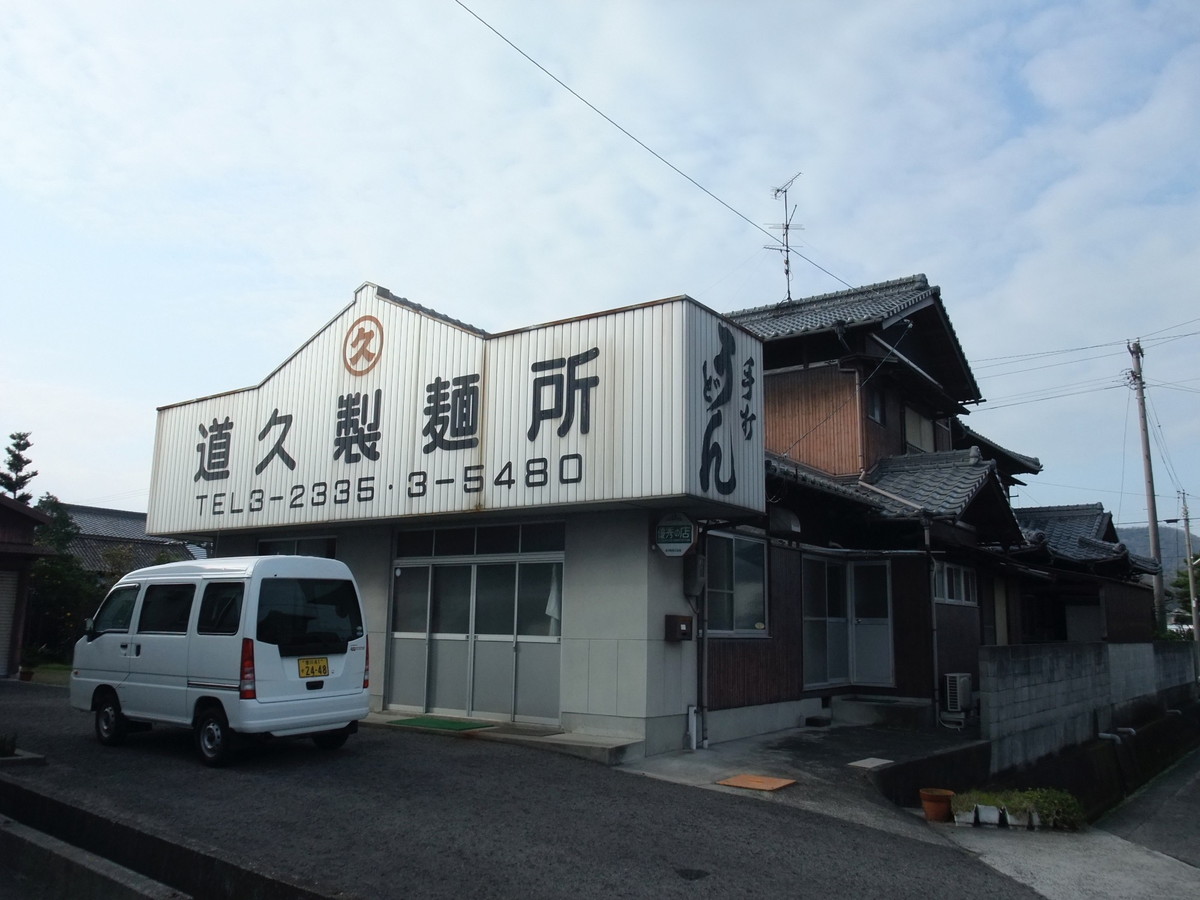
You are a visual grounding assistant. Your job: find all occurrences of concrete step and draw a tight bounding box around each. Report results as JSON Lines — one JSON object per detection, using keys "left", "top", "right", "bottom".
{"left": 831, "top": 695, "right": 934, "bottom": 728}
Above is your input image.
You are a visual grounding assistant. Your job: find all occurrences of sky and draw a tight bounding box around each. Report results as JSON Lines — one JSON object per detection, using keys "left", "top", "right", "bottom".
{"left": 2, "top": 0, "right": 1198, "bottom": 537}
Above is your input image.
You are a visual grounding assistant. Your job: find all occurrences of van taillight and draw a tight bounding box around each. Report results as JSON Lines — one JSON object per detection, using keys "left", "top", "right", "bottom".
{"left": 363, "top": 638, "right": 370, "bottom": 689}
{"left": 240, "top": 638, "right": 257, "bottom": 700}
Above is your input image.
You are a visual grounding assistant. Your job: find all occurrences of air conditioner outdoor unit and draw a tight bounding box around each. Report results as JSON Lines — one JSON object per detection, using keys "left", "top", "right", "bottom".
{"left": 945, "top": 673, "right": 972, "bottom": 713}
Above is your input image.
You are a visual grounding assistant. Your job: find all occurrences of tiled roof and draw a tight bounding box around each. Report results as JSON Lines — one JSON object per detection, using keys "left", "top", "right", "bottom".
{"left": 62, "top": 504, "right": 194, "bottom": 575}
{"left": 765, "top": 454, "right": 881, "bottom": 507}
{"left": 70, "top": 536, "right": 193, "bottom": 574}
{"left": 727, "top": 274, "right": 936, "bottom": 339}
{"left": 952, "top": 421, "right": 1042, "bottom": 475}
{"left": 858, "top": 448, "right": 995, "bottom": 519}
{"left": 63, "top": 505, "right": 177, "bottom": 543}
{"left": 1013, "top": 504, "right": 1158, "bottom": 574}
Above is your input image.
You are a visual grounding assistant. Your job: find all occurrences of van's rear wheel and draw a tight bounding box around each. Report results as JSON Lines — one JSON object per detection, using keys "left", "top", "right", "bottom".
{"left": 94, "top": 690, "right": 128, "bottom": 746}
{"left": 194, "top": 705, "right": 234, "bottom": 767}
{"left": 312, "top": 727, "right": 351, "bottom": 751}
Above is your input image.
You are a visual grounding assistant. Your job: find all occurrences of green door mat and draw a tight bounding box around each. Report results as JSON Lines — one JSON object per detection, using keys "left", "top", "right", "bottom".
{"left": 387, "top": 716, "right": 493, "bottom": 731}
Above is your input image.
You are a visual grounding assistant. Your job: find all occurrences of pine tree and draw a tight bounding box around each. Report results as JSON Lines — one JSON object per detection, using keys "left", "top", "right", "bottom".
{"left": 0, "top": 431, "right": 38, "bottom": 504}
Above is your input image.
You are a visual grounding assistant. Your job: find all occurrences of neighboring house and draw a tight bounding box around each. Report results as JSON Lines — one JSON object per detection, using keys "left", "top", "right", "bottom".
{"left": 61, "top": 504, "right": 196, "bottom": 579}
{"left": 1010, "top": 504, "right": 1158, "bottom": 643}
{"left": 716, "top": 274, "right": 1158, "bottom": 731}
{"left": 0, "top": 495, "right": 51, "bottom": 676}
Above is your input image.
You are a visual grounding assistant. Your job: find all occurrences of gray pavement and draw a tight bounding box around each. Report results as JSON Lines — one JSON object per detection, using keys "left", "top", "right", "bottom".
{"left": 618, "top": 723, "right": 1200, "bottom": 900}
{"left": 2, "top": 679, "right": 1199, "bottom": 899}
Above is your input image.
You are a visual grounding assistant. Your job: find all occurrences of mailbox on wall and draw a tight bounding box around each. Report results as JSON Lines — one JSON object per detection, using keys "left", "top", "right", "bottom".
{"left": 665, "top": 614, "right": 694, "bottom": 642}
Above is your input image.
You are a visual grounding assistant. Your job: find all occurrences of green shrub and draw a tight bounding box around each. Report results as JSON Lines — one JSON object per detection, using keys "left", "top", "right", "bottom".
{"left": 949, "top": 787, "right": 1084, "bottom": 830}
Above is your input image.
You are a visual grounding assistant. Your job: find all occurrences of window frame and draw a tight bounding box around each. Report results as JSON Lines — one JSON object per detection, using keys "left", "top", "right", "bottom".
{"left": 903, "top": 405, "right": 936, "bottom": 453}
{"left": 135, "top": 583, "right": 196, "bottom": 635}
{"left": 705, "top": 531, "right": 768, "bottom": 638}
{"left": 934, "top": 561, "right": 978, "bottom": 606}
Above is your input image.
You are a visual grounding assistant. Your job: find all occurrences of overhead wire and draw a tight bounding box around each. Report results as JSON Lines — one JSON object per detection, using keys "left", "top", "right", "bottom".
{"left": 455, "top": 0, "right": 1195, "bottom": 500}
{"left": 453, "top": 0, "right": 864, "bottom": 295}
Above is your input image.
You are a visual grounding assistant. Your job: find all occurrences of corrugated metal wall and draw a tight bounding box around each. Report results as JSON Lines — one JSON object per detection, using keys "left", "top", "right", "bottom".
{"left": 148, "top": 288, "right": 764, "bottom": 534}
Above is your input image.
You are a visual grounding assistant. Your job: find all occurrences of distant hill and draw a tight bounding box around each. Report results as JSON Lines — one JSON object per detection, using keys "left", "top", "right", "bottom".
{"left": 1117, "top": 525, "right": 1198, "bottom": 583}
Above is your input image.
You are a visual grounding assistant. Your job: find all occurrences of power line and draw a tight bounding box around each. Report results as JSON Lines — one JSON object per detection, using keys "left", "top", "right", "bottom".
{"left": 977, "top": 382, "right": 1125, "bottom": 411}
{"left": 974, "top": 330, "right": 1200, "bottom": 372}
{"left": 453, "top": 0, "right": 863, "bottom": 294}
{"left": 453, "top": 1, "right": 778, "bottom": 246}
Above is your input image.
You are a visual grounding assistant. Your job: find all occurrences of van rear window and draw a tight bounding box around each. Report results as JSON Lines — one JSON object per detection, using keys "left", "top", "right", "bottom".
{"left": 256, "top": 578, "right": 364, "bottom": 656}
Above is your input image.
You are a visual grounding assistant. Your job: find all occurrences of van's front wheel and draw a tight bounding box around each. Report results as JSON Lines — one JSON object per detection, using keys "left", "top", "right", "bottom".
{"left": 94, "top": 690, "right": 127, "bottom": 746}
{"left": 194, "top": 705, "right": 234, "bottom": 767}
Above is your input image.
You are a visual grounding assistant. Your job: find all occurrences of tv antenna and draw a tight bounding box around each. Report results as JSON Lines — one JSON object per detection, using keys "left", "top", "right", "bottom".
{"left": 765, "top": 170, "right": 803, "bottom": 302}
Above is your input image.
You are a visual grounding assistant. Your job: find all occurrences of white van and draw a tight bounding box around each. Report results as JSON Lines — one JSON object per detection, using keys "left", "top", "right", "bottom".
{"left": 70, "top": 556, "right": 370, "bottom": 766}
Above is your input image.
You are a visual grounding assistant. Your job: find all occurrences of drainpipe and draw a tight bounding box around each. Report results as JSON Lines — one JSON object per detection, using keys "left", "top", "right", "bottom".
{"left": 924, "top": 517, "right": 942, "bottom": 724}
{"left": 683, "top": 544, "right": 709, "bottom": 751}
{"left": 701, "top": 587, "right": 710, "bottom": 749}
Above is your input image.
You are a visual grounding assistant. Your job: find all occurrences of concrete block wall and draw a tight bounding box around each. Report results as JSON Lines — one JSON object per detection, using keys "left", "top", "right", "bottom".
{"left": 1107, "top": 643, "right": 1156, "bottom": 704}
{"left": 1155, "top": 643, "right": 1198, "bottom": 700}
{"left": 981, "top": 643, "right": 1108, "bottom": 773}
{"left": 980, "top": 642, "right": 1200, "bottom": 774}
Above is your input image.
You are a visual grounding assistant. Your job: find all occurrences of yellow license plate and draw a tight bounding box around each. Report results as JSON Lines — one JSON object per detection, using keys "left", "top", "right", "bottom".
{"left": 298, "top": 657, "right": 329, "bottom": 678}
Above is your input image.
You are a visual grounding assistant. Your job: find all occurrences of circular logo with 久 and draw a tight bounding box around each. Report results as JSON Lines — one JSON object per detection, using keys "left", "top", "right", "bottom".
{"left": 343, "top": 315, "right": 383, "bottom": 376}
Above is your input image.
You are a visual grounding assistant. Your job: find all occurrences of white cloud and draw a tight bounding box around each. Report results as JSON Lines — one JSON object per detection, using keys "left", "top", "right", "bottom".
{"left": 1, "top": 0, "right": 1198, "bottom": 522}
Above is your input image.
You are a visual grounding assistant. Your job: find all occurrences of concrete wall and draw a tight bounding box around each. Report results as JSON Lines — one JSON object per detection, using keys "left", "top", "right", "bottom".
{"left": 980, "top": 642, "right": 1199, "bottom": 773}
{"left": 560, "top": 509, "right": 699, "bottom": 755}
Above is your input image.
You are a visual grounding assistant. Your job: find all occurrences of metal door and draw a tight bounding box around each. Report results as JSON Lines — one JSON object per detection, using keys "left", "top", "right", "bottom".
{"left": 850, "top": 562, "right": 893, "bottom": 685}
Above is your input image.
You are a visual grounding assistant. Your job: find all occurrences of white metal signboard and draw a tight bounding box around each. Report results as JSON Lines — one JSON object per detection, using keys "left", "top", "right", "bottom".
{"left": 147, "top": 284, "right": 764, "bottom": 534}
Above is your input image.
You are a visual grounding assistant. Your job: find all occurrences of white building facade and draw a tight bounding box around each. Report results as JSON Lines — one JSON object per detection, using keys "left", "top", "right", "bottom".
{"left": 148, "top": 283, "right": 764, "bottom": 755}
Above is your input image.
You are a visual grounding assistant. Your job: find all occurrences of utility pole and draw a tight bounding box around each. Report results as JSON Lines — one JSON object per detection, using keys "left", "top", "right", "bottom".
{"left": 1183, "top": 494, "right": 1199, "bottom": 642}
{"left": 1128, "top": 341, "right": 1166, "bottom": 630}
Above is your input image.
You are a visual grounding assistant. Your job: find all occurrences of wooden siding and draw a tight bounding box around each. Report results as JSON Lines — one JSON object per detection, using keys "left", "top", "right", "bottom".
{"left": 936, "top": 602, "right": 982, "bottom": 685}
{"left": 707, "top": 544, "right": 805, "bottom": 710}
{"left": 862, "top": 381, "right": 906, "bottom": 470}
{"left": 888, "top": 556, "right": 936, "bottom": 696}
{"left": 764, "top": 368, "right": 861, "bottom": 476}
{"left": 1103, "top": 581, "right": 1155, "bottom": 642}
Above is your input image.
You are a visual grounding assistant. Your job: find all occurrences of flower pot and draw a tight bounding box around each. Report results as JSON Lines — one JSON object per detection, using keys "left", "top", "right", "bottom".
{"left": 919, "top": 788, "right": 955, "bottom": 823}
{"left": 1005, "top": 810, "right": 1031, "bottom": 830}
{"left": 18, "top": 668, "right": 34, "bottom": 682}
{"left": 977, "top": 804, "right": 1002, "bottom": 827}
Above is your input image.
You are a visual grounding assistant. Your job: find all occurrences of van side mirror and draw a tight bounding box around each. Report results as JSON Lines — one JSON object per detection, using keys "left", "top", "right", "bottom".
{"left": 84, "top": 618, "right": 97, "bottom": 642}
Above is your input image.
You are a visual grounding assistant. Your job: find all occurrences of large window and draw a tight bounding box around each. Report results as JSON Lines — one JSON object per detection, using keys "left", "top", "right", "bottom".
{"left": 934, "top": 561, "right": 977, "bottom": 605}
{"left": 706, "top": 533, "right": 767, "bottom": 635}
{"left": 392, "top": 522, "right": 565, "bottom": 638}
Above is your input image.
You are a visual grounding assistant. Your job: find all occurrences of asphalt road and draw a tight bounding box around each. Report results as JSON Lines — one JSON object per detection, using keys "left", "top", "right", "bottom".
{"left": 0, "top": 681, "right": 1041, "bottom": 899}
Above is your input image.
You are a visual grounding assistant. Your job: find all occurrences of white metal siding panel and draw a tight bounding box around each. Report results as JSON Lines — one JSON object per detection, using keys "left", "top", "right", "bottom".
{"left": 148, "top": 290, "right": 763, "bottom": 535}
